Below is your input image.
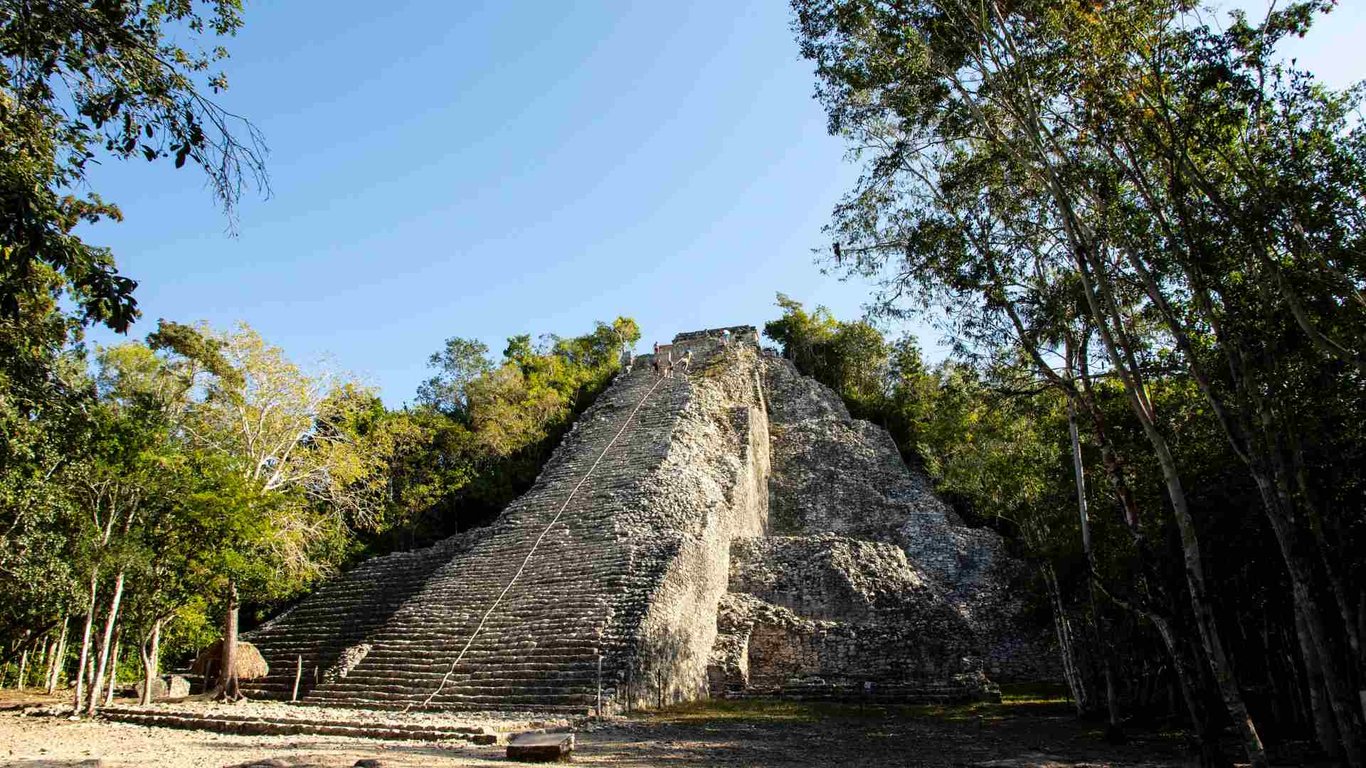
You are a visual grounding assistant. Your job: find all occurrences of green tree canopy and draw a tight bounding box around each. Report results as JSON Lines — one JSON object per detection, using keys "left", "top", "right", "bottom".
{"left": 1, "top": 0, "right": 267, "bottom": 331}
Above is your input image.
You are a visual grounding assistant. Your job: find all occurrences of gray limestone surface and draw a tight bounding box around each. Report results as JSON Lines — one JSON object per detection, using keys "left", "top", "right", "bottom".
{"left": 743, "top": 356, "right": 1054, "bottom": 686}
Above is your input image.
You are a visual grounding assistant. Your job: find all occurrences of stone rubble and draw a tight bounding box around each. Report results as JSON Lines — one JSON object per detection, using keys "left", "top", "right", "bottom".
{"left": 739, "top": 355, "right": 1056, "bottom": 689}
{"left": 134, "top": 674, "right": 191, "bottom": 701}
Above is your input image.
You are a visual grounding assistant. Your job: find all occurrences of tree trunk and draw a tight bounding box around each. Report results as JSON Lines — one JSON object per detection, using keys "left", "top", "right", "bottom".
{"left": 85, "top": 642, "right": 96, "bottom": 689}
{"left": 1257, "top": 478, "right": 1366, "bottom": 765}
{"left": 140, "top": 618, "right": 163, "bottom": 706}
{"left": 41, "top": 630, "right": 58, "bottom": 694}
{"left": 47, "top": 617, "right": 68, "bottom": 695}
{"left": 1152, "top": 613, "right": 1227, "bottom": 768}
{"left": 1044, "top": 564, "right": 1087, "bottom": 715}
{"left": 1247, "top": 371, "right": 1363, "bottom": 764}
{"left": 1113, "top": 191, "right": 1366, "bottom": 764}
{"left": 218, "top": 580, "right": 241, "bottom": 700}
{"left": 72, "top": 572, "right": 100, "bottom": 715}
{"left": 1151, "top": 430, "right": 1266, "bottom": 767}
{"left": 28, "top": 634, "right": 46, "bottom": 690}
{"left": 31, "top": 634, "right": 48, "bottom": 690}
{"left": 1216, "top": 342, "right": 1366, "bottom": 764}
{"left": 87, "top": 569, "right": 125, "bottom": 716}
{"left": 103, "top": 625, "right": 121, "bottom": 706}
{"left": 1069, "top": 249, "right": 1268, "bottom": 767}
{"left": 17, "top": 648, "right": 28, "bottom": 691}
{"left": 1297, "top": 603, "right": 1343, "bottom": 761}
{"left": 43, "top": 637, "right": 56, "bottom": 694}
{"left": 1068, "top": 403, "right": 1122, "bottom": 739}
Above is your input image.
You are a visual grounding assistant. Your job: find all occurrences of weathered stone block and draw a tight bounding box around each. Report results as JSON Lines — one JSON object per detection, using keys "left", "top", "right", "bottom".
{"left": 506, "top": 732, "right": 573, "bottom": 763}
{"left": 134, "top": 674, "right": 190, "bottom": 701}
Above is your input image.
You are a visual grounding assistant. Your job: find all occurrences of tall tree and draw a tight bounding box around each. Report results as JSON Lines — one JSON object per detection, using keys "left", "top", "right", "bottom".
{"left": 417, "top": 338, "right": 492, "bottom": 418}
{"left": 1, "top": 1, "right": 266, "bottom": 697}
{"left": 790, "top": 0, "right": 1365, "bottom": 762}
{"left": 149, "top": 321, "right": 379, "bottom": 699}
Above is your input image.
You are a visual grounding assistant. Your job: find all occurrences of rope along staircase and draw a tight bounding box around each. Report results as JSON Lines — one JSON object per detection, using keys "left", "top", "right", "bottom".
{"left": 407, "top": 374, "right": 666, "bottom": 711}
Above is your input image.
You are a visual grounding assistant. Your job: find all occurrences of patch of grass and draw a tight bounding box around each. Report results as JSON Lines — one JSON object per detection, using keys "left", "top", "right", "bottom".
{"left": 999, "top": 681, "right": 1070, "bottom": 705}
{"left": 635, "top": 690, "right": 1074, "bottom": 727}
{"left": 634, "top": 698, "right": 826, "bottom": 724}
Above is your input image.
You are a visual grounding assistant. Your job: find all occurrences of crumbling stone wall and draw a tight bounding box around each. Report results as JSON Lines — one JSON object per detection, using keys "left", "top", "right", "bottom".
{"left": 709, "top": 535, "right": 993, "bottom": 698}
{"left": 673, "top": 326, "right": 760, "bottom": 345}
{"left": 611, "top": 342, "right": 771, "bottom": 709}
{"left": 725, "top": 356, "right": 1056, "bottom": 688}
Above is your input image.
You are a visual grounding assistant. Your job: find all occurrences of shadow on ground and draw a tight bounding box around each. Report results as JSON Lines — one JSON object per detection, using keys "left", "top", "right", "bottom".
{"left": 2, "top": 687, "right": 1280, "bottom": 767}
{"left": 572, "top": 695, "right": 1191, "bottom": 767}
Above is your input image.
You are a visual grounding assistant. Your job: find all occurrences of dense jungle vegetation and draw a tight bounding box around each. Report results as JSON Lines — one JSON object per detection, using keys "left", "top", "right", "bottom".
{"left": 0, "top": 0, "right": 641, "bottom": 707}
{"left": 782, "top": 0, "right": 1366, "bottom": 765}
{"left": 0, "top": 309, "right": 638, "bottom": 706}
{"left": 1, "top": 1, "right": 1363, "bottom": 767}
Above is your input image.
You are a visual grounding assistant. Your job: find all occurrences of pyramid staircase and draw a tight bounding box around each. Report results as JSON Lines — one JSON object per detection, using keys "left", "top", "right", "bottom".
{"left": 244, "top": 337, "right": 733, "bottom": 712}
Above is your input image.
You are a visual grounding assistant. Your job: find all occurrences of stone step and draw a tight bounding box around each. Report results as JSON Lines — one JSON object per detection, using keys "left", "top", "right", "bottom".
{"left": 352, "top": 662, "right": 601, "bottom": 677}
{"left": 99, "top": 707, "right": 503, "bottom": 744}
{"left": 300, "top": 698, "right": 595, "bottom": 715}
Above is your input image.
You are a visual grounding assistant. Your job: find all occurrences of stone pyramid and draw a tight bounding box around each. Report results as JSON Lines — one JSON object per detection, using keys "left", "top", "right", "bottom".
{"left": 243, "top": 328, "right": 1051, "bottom": 713}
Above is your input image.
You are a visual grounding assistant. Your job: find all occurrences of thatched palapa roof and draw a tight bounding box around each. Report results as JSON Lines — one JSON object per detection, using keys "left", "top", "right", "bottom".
{"left": 191, "top": 640, "right": 270, "bottom": 681}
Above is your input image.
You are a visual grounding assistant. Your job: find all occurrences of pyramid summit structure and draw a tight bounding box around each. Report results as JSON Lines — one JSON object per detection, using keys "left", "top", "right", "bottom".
{"left": 243, "top": 328, "right": 1052, "bottom": 713}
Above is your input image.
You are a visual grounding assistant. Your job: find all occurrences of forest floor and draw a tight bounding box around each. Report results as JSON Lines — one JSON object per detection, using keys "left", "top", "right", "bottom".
{"left": 0, "top": 687, "right": 1237, "bottom": 767}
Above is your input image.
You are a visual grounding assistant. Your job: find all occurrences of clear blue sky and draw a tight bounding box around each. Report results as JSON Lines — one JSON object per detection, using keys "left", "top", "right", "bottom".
{"left": 80, "top": 1, "right": 1364, "bottom": 405}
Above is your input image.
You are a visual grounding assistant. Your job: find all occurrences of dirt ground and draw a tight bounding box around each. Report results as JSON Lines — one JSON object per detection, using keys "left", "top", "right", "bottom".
{"left": 0, "top": 690, "right": 1201, "bottom": 767}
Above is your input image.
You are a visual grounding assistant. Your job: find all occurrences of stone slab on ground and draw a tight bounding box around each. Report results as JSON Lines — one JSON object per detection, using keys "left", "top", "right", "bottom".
{"left": 506, "top": 732, "right": 574, "bottom": 763}
{"left": 228, "top": 754, "right": 329, "bottom": 759}
{"left": 970, "top": 758, "right": 1110, "bottom": 768}
{"left": 98, "top": 701, "right": 571, "bottom": 746}
{"left": 221, "top": 754, "right": 387, "bottom": 759}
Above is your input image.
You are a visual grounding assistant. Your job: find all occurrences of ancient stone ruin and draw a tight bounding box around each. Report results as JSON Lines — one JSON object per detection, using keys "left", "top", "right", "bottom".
{"left": 243, "top": 328, "right": 1051, "bottom": 713}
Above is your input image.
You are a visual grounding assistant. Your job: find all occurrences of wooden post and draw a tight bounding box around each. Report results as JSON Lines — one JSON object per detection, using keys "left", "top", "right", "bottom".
{"left": 292, "top": 656, "right": 302, "bottom": 702}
